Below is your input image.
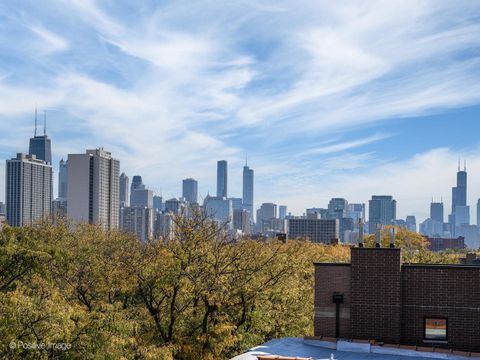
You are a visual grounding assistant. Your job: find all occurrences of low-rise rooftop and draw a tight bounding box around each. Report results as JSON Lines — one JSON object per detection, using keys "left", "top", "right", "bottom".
{"left": 231, "top": 337, "right": 480, "bottom": 360}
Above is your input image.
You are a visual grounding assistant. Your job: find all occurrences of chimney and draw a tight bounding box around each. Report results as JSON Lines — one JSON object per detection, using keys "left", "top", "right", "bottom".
{"left": 390, "top": 227, "right": 395, "bottom": 248}
{"left": 375, "top": 224, "right": 382, "bottom": 248}
{"left": 358, "top": 219, "right": 364, "bottom": 247}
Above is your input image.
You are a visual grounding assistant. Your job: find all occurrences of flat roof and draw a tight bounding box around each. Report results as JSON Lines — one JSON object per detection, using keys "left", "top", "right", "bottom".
{"left": 230, "top": 337, "right": 461, "bottom": 360}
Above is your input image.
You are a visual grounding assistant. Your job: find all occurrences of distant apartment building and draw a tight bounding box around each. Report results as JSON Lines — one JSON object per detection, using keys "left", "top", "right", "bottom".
{"left": 279, "top": 205, "right": 287, "bottom": 220}
{"left": 368, "top": 195, "right": 396, "bottom": 233}
{"left": 204, "top": 195, "right": 233, "bottom": 229}
{"left": 347, "top": 203, "right": 365, "bottom": 223}
{"left": 233, "top": 208, "right": 251, "bottom": 235}
{"left": 155, "top": 212, "right": 175, "bottom": 241}
{"left": 288, "top": 218, "right": 339, "bottom": 244}
{"left": 120, "top": 206, "right": 154, "bottom": 241}
{"left": 52, "top": 198, "right": 68, "bottom": 221}
{"left": 165, "top": 198, "right": 187, "bottom": 215}
{"left": 67, "top": 148, "right": 120, "bottom": 230}
{"left": 182, "top": 178, "right": 198, "bottom": 204}
{"left": 306, "top": 207, "right": 327, "bottom": 219}
{"left": 131, "top": 187, "right": 153, "bottom": 208}
{"left": 119, "top": 172, "right": 129, "bottom": 207}
{"left": 229, "top": 197, "right": 243, "bottom": 210}
{"left": 327, "top": 198, "right": 348, "bottom": 219}
{"left": 405, "top": 215, "right": 416, "bottom": 232}
{"left": 5, "top": 153, "right": 53, "bottom": 227}
{"left": 427, "top": 236, "right": 465, "bottom": 252}
{"left": 256, "top": 203, "right": 277, "bottom": 225}
{"left": 153, "top": 195, "right": 163, "bottom": 212}
{"left": 0, "top": 202, "right": 5, "bottom": 216}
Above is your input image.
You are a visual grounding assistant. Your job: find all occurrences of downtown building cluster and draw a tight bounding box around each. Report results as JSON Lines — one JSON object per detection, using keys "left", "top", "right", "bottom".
{"left": 0, "top": 114, "right": 479, "bottom": 250}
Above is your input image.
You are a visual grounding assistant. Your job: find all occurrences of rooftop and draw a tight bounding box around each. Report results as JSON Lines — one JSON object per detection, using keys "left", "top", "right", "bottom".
{"left": 231, "top": 337, "right": 479, "bottom": 360}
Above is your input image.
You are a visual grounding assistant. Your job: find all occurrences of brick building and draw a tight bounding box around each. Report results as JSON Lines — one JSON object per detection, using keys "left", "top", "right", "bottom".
{"left": 426, "top": 236, "right": 465, "bottom": 252}
{"left": 314, "top": 245, "right": 480, "bottom": 352}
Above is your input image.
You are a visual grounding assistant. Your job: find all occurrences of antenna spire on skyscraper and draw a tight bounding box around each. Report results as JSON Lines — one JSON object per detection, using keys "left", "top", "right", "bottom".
{"left": 43, "top": 110, "right": 47, "bottom": 136}
{"left": 458, "top": 159, "right": 461, "bottom": 171}
{"left": 34, "top": 106, "right": 38, "bottom": 136}
{"left": 464, "top": 160, "right": 466, "bottom": 171}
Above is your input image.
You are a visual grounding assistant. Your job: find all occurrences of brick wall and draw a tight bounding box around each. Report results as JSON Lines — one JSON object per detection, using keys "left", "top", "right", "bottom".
{"left": 314, "top": 263, "right": 351, "bottom": 338}
{"left": 402, "top": 265, "right": 480, "bottom": 351}
{"left": 350, "top": 248, "right": 402, "bottom": 343}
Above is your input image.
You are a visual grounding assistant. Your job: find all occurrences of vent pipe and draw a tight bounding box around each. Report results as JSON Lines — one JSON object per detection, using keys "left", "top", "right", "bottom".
{"left": 358, "top": 219, "right": 364, "bottom": 247}
{"left": 390, "top": 227, "right": 396, "bottom": 248}
{"left": 375, "top": 224, "right": 382, "bottom": 248}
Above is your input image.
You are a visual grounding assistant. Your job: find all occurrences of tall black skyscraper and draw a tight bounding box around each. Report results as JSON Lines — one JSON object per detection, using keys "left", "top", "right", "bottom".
{"left": 216, "top": 160, "right": 228, "bottom": 198}
{"left": 29, "top": 109, "right": 52, "bottom": 164}
{"left": 451, "top": 161, "right": 467, "bottom": 212}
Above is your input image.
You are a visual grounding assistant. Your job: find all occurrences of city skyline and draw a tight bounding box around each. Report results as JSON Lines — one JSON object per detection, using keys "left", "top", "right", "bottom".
{"left": 1, "top": 1, "right": 480, "bottom": 220}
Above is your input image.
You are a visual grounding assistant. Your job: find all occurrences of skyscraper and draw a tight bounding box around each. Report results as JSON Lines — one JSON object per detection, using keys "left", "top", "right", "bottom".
{"left": 279, "top": 205, "right": 287, "bottom": 220}
{"left": 58, "top": 159, "right": 68, "bottom": 199}
{"left": 129, "top": 175, "right": 153, "bottom": 208}
{"left": 449, "top": 162, "right": 468, "bottom": 236}
{"left": 368, "top": 195, "right": 396, "bottom": 234}
{"left": 153, "top": 195, "right": 163, "bottom": 212}
{"left": 203, "top": 195, "right": 233, "bottom": 229}
{"left": 182, "top": 178, "right": 198, "bottom": 203}
{"left": 131, "top": 188, "right": 153, "bottom": 208}
{"left": 119, "top": 172, "right": 129, "bottom": 207}
{"left": 28, "top": 109, "right": 52, "bottom": 164}
{"left": 327, "top": 198, "right": 348, "bottom": 219}
{"left": 6, "top": 153, "right": 53, "bottom": 227}
{"left": 477, "top": 199, "right": 480, "bottom": 226}
{"left": 430, "top": 201, "right": 444, "bottom": 223}
{"left": 67, "top": 148, "right": 120, "bottom": 230}
{"left": 130, "top": 175, "right": 143, "bottom": 204}
{"left": 242, "top": 163, "right": 254, "bottom": 220}
{"left": 216, "top": 160, "right": 228, "bottom": 198}
{"left": 452, "top": 161, "right": 467, "bottom": 213}
{"left": 406, "top": 215, "right": 417, "bottom": 232}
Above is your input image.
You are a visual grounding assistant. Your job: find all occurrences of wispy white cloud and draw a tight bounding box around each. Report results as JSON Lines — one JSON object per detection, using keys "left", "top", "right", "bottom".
{"left": 29, "top": 25, "right": 68, "bottom": 53}
{"left": 302, "top": 133, "right": 392, "bottom": 155}
{"left": 0, "top": 0, "right": 480, "bottom": 221}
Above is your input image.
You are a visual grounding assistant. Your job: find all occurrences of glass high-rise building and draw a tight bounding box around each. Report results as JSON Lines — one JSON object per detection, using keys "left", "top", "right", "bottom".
{"left": 119, "top": 172, "right": 129, "bottom": 207}
{"left": 58, "top": 159, "right": 68, "bottom": 199}
{"left": 452, "top": 163, "right": 467, "bottom": 212}
{"left": 216, "top": 160, "right": 228, "bottom": 198}
{"left": 242, "top": 164, "right": 254, "bottom": 221}
{"left": 6, "top": 153, "right": 53, "bottom": 227}
{"left": 430, "top": 201, "right": 444, "bottom": 223}
{"left": 368, "top": 195, "right": 396, "bottom": 234}
{"left": 182, "top": 178, "right": 198, "bottom": 203}
{"left": 28, "top": 109, "right": 52, "bottom": 164}
{"left": 449, "top": 162, "right": 468, "bottom": 235}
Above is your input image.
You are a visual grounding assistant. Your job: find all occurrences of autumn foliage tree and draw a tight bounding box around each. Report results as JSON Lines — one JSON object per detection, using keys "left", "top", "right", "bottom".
{"left": 0, "top": 215, "right": 456, "bottom": 359}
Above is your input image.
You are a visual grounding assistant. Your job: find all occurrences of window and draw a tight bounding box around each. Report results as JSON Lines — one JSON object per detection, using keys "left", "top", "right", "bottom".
{"left": 425, "top": 318, "right": 447, "bottom": 341}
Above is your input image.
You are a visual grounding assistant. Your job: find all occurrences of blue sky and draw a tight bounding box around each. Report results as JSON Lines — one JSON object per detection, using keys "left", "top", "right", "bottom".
{"left": 1, "top": 0, "right": 480, "bottom": 222}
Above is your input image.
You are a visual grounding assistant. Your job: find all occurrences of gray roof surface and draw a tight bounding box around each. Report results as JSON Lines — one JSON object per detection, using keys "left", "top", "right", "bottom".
{"left": 230, "top": 337, "right": 474, "bottom": 360}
